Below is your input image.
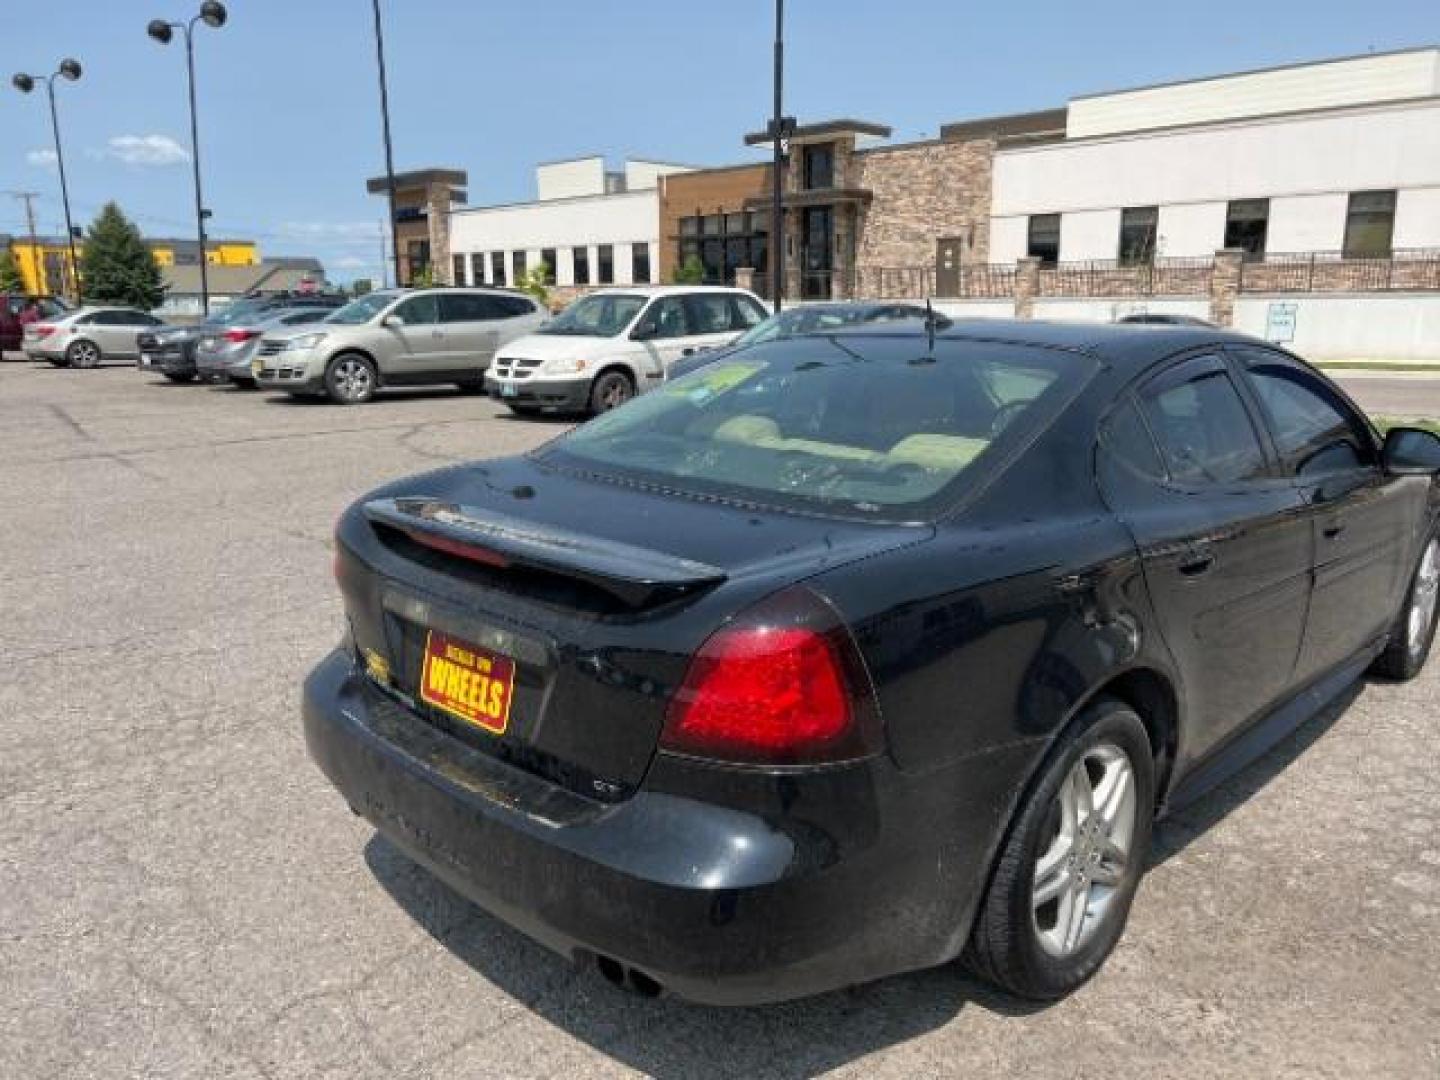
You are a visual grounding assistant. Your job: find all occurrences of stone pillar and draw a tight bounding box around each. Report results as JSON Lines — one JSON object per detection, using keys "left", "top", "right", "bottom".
{"left": 426, "top": 183, "right": 452, "bottom": 284}
{"left": 1014, "top": 257, "right": 1041, "bottom": 320}
{"left": 734, "top": 266, "right": 755, "bottom": 294}
{"left": 784, "top": 208, "right": 803, "bottom": 301}
{"left": 1209, "top": 248, "right": 1245, "bottom": 327}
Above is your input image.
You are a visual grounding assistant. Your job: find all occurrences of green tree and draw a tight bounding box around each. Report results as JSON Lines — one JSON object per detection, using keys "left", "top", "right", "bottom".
{"left": 410, "top": 264, "right": 435, "bottom": 288}
{"left": 0, "top": 246, "right": 25, "bottom": 293}
{"left": 79, "top": 203, "right": 164, "bottom": 310}
{"left": 350, "top": 278, "right": 373, "bottom": 297}
{"left": 671, "top": 254, "right": 705, "bottom": 284}
{"left": 517, "top": 262, "right": 551, "bottom": 306}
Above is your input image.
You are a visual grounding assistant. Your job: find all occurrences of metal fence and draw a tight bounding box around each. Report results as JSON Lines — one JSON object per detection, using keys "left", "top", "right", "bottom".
{"left": 1037, "top": 257, "right": 1214, "bottom": 298}
{"left": 1239, "top": 249, "right": 1440, "bottom": 293}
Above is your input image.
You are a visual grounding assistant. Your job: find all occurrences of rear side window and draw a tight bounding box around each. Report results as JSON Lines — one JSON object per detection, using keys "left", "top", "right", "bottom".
{"left": 440, "top": 293, "right": 495, "bottom": 322}
{"left": 1235, "top": 350, "right": 1376, "bottom": 476}
{"left": 393, "top": 294, "right": 439, "bottom": 325}
{"left": 1100, "top": 399, "right": 1166, "bottom": 480}
{"left": 1138, "top": 356, "right": 1267, "bottom": 486}
{"left": 733, "top": 295, "right": 767, "bottom": 328}
{"left": 494, "top": 295, "right": 538, "bottom": 318}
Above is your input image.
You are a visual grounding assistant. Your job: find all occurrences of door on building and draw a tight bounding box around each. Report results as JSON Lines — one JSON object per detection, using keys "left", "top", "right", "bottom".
{"left": 801, "top": 207, "right": 833, "bottom": 299}
{"left": 936, "top": 237, "right": 965, "bottom": 297}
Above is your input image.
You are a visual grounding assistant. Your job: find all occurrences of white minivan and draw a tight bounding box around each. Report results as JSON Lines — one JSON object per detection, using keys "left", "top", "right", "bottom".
{"left": 485, "top": 286, "right": 769, "bottom": 416}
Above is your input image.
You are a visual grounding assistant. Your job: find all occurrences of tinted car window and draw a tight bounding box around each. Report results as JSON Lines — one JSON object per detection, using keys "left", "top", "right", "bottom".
{"left": 392, "top": 294, "right": 439, "bottom": 325}
{"left": 733, "top": 297, "right": 766, "bottom": 329}
{"left": 1101, "top": 399, "right": 1166, "bottom": 480}
{"left": 440, "top": 293, "right": 498, "bottom": 323}
{"left": 1139, "top": 357, "right": 1267, "bottom": 485}
{"left": 280, "top": 310, "right": 327, "bottom": 326}
{"left": 547, "top": 339, "right": 1088, "bottom": 517}
{"left": 494, "top": 295, "right": 537, "bottom": 318}
{"left": 1236, "top": 350, "right": 1376, "bottom": 476}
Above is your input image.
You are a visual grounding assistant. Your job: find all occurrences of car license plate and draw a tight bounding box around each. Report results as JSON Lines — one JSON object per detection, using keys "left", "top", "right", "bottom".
{"left": 419, "top": 629, "right": 515, "bottom": 736}
{"left": 500, "top": 382, "right": 518, "bottom": 398}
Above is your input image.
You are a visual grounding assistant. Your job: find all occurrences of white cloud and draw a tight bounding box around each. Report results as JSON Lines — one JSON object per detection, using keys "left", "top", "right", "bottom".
{"left": 278, "top": 221, "right": 382, "bottom": 243}
{"left": 26, "top": 148, "right": 57, "bottom": 169}
{"left": 331, "top": 256, "right": 371, "bottom": 270}
{"left": 105, "top": 134, "right": 190, "bottom": 167}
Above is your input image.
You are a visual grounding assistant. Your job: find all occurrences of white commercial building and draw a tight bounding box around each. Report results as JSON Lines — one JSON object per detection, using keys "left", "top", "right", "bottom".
{"left": 989, "top": 48, "right": 1440, "bottom": 265}
{"left": 449, "top": 157, "right": 693, "bottom": 295}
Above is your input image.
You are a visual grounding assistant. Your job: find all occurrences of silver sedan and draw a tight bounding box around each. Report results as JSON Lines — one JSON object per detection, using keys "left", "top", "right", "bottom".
{"left": 194, "top": 308, "right": 332, "bottom": 387}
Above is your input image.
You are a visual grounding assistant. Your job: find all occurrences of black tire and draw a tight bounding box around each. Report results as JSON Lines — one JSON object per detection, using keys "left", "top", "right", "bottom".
{"left": 230, "top": 377, "right": 258, "bottom": 390}
{"left": 163, "top": 372, "right": 196, "bottom": 384}
{"left": 967, "top": 697, "right": 1155, "bottom": 1001}
{"left": 1369, "top": 531, "right": 1439, "bottom": 680}
{"left": 505, "top": 402, "right": 542, "bottom": 417}
{"left": 324, "top": 353, "right": 378, "bottom": 405}
{"left": 588, "top": 369, "right": 634, "bottom": 414}
{"left": 66, "top": 339, "right": 101, "bottom": 368}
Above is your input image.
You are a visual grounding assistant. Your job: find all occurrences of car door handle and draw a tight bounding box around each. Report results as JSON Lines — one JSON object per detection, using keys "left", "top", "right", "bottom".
{"left": 1178, "top": 546, "right": 1216, "bottom": 577}
{"left": 1322, "top": 522, "right": 1346, "bottom": 540}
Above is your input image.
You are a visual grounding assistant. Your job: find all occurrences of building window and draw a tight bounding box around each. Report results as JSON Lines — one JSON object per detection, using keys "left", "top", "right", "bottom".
{"left": 1027, "top": 214, "right": 1060, "bottom": 266}
{"left": 511, "top": 250, "right": 527, "bottom": 284}
{"left": 675, "top": 212, "right": 768, "bottom": 285}
{"left": 1117, "top": 206, "right": 1158, "bottom": 266}
{"left": 597, "top": 244, "right": 614, "bottom": 285}
{"left": 490, "top": 251, "right": 504, "bottom": 286}
{"left": 452, "top": 254, "right": 466, "bottom": 285}
{"left": 406, "top": 240, "right": 431, "bottom": 283}
{"left": 573, "top": 246, "right": 590, "bottom": 285}
{"left": 540, "top": 248, "right": 557, "bottom": 285}
{"left": 632, "top": 243, "right": 651, "bottom": 285}
{"left": 1343, "top": 190, "right": 1396, "bottom": 259}
{"left": 470, "top": 252, "right": 485, "bottom": 285}
{"left": 803, "top": 144, "right": 834, "bottom": 189}
{"left": 1224, "top": 199, "right": 1269, "bottom": 259}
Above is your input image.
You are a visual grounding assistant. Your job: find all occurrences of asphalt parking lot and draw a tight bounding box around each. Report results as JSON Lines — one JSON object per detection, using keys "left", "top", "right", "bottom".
{"left": 1, "top": 358, "right": 1437, "bottom": 1080}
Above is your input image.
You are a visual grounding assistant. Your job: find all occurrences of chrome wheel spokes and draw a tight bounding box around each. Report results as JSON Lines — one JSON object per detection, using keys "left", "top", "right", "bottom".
{"left": 1032, "top": 744, "right": 1137, "bottom": 958}
{"left": 1408, "top": 540, "right": 1439, "bottom": 657}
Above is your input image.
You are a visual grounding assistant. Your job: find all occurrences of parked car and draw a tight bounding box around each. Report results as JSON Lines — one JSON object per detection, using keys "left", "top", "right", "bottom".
{"left": 486, "top": 285, "right": 769, "bottom": 416}
{"left": 253, "top": 287, "right": 548, "bottom": 404}
{"left": 1117, "top": 312, "right": 1215, "bottom": 327}
{"left": 667, "top": 300, "right": 941, "bottom": 380}
{"left": 139, "top": 295, "right": 342, "bottom": 383}
{"left": 1, "top": 295, "right": 71, "bottom": 354}
{"left": 304, "top": 319, "right": 1440, "bottom": 1005}
{"left": 194, "top": 307, "right": 331, "bottom": 387}
{"left": 24, "top": 306, "right": 167, "bottom": 367}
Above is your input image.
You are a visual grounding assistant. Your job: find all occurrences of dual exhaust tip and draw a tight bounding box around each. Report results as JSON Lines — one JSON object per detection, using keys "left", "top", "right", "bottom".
{"left": 589, "top": 952, "right": 662, "bottom": 999}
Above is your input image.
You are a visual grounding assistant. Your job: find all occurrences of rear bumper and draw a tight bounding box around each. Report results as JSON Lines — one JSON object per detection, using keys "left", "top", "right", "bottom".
{"left": 484, "top": 373, "right": 591, "bottom": 412}
{"left": 302, "top": 648, "right": 982, "bottom": 1004}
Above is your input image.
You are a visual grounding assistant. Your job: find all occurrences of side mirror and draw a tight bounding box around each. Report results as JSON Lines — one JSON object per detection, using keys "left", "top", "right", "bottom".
{"left": 381, "top": 314, "right": 404, "bottom": 328}
{"left": 1382, "top": 427, "right": 1440, "bottom": 475}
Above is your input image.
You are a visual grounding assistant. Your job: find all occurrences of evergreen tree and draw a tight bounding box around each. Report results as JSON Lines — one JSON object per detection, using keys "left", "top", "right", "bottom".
{"left": 79, "top": 203, "right": 165, "bottom": 310}
{"left": 0, "top": 246, "right": 25, "bottom": 293}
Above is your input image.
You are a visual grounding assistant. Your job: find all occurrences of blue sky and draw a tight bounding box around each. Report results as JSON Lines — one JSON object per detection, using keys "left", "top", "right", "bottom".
{"left": 2, "top": 0, "right": 1435, "bottom": 284}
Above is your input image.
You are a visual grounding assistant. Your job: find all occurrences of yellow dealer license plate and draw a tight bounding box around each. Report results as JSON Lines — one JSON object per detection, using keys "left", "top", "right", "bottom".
{"left": 419, "top": 629, "right": 515, "bottom": 736}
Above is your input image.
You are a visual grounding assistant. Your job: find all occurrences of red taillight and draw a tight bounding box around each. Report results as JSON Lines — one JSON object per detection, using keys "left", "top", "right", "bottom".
{"left": 224, "top": 328, "right": 260, "bottom": 343}
{"left": 402, "top": 527, "right": 511, "bottom": 569}
{"left": 34, "top": 324, "right": 57, "bottom": 338}
{"left": 661, "top": 588, "right": 881, "bottom": 766}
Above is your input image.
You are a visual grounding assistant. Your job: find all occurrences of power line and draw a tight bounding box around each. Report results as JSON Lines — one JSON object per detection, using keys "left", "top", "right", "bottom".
{"left": 4, "top": 192, "right": 44, "bottom": 289}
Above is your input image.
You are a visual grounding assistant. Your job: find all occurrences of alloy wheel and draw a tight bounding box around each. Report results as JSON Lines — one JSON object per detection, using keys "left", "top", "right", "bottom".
{"left": 71, "top": 341, "right": 99, "bottom": 368}
{"left": 333, "top": 357, "right": 373, "bottom": 402}
{"left": 1408, "top": 539, "right": 1439, "bottom": 658}
{"left": 596, "top": 375, "right": 631, "bottom": 411}
{"left": 1031, "top": 744, "right": 1138, "bottom": 958}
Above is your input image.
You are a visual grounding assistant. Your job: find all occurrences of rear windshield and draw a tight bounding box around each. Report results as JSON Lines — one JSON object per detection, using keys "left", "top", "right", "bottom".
{"left": 543, "top": 337, "right": 1093, "bottom": 518}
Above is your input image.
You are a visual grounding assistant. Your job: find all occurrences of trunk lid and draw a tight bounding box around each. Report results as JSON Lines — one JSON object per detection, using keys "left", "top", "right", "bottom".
{"left": 337, "top": 456, "right": 929, "bottom": 800}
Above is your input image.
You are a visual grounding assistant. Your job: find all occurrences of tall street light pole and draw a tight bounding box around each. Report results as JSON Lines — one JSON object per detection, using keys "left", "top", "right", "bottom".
{"left": 12, "top": 60, "right": 84, "bottom": 303}
{"left": 768, "top": 0, "right": 792, "bottom": 312}
{"left": 148, "top": 2, "right": 227, "bottom": 320}
{"left": 371, "top": 0, "right": 403, "bottom": 290}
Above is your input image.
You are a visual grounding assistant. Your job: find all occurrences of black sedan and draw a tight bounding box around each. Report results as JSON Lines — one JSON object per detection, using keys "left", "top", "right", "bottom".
{"left": 305, "top": 320, "right": 1440, "bottom": 1004}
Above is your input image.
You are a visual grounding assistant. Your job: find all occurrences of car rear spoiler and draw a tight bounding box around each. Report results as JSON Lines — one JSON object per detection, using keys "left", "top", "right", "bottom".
{"left": 364, "top": 497, "right": 728, "bottom": 608}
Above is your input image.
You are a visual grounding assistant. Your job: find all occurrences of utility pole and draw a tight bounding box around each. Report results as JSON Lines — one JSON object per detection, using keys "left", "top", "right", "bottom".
{"left": 768, "top": 0, "right": 792, "bottom": 312}
{"left": 371, "top": 0, "right": 402, "bottom": 290}
{"left": 7, "top": 191, "right": 43, "bottom": 292}
{"left": 379, "top": 221, "right": 389, "bottom": 288}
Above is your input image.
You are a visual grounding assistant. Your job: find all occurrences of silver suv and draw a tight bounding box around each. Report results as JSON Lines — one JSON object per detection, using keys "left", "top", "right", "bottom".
{"left": 253, "top": 287, "right": 548, "bottom": 404}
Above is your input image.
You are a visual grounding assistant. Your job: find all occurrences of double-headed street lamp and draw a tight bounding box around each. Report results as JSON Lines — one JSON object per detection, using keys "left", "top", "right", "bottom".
{"left": 12, "top": 60, "right": 84, "bottom": 303}
{"left": 147, "top": 1, "right": 227, "bottom": 319}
